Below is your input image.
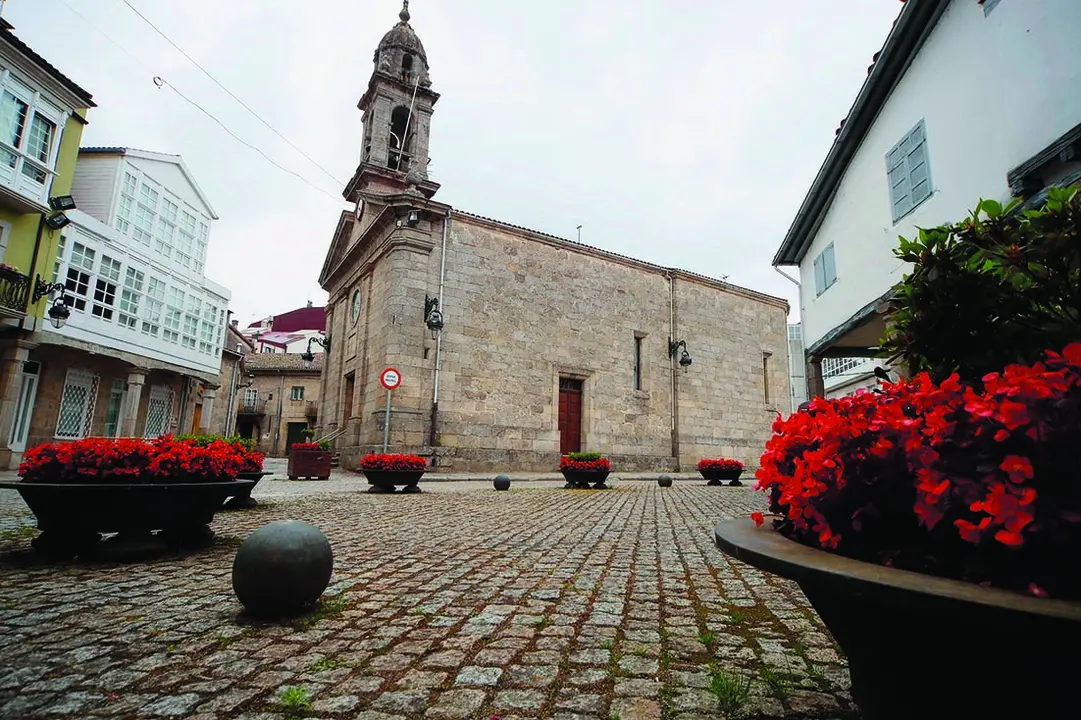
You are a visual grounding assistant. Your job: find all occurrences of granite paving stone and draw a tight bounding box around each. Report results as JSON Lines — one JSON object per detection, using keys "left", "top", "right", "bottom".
{"left": 0, "top": 477, "right": 857, "bottom": 718}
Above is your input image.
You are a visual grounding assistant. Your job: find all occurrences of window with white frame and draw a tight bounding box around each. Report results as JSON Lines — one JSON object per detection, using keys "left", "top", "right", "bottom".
{"left": 155, "top": 197, "right": 178, "bottom": 258}
{"left": 163, "top": 286, "right": 184, "bottom": 343}
{"left": 0, "top": 70, "right": 64, "bottom": 194}
{"left": 142, "top": 276, "right": 164, "bottom": 337}
{"left": 116, "top": 172, "right": 137, "bottom": 233}
{"left": 91, "top": 255, "right": 121, "bottom": 320}
{"left": 182, "top": 313, "right": 198, "bottom": 349}
{"left": 199, "top": 320, "right": 215, "bottom": 354}
{"left": 176, "top": 211, "right": 196, "bottom": 268}
{"left": 118, "top": 266, "right": 144, "bottom": 329}
{"left": 887, "top": 119, "right": 933, "bottom": 222}
{"left": 103, "top": 378, "right": 128, "bottom": 437}
{"left": 143, "top": 384, "right": 173, "bottom": 438}
{"left": 291, "top": 386, "right": 304, "bottom": 401}
{"left": 55, "top": 368, "right": 99, "bottom": 439}
{"left": 132, "top": 182, "right": 158, "bottom": 246}
{"left": 195, "top": 221, "right": 209, "bottom": 273}
{"left": 822, "top": 357, "right": 861, "bottom": 379}
{"left": 51, "top": 233, "right": 67, "bottom": 283}
{"left": 243, "top": 387, "right": 258, "bottom": 405}
{"left": 813, "top": 244, "right": 837, "bottom": 296}
{"left": 63, "top": 240, "right": 96, "bottom": 312}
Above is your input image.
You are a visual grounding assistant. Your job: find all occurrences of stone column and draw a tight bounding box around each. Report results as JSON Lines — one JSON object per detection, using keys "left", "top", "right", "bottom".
{"left": 124, "top": 369, "right": 148, "bottom": 438}
{"left": 200, "top": 387, "right": 216, "bottom": 431}
{"left": 0, "top": 341, "right": 33, "bottom": 469}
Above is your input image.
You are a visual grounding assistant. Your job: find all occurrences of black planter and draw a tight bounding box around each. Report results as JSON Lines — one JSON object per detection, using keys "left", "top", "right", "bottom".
{"left": 714, "top": 518, "right": 1081, "bottom": 719}
{"left": 560, "top": 469, "right": 611, "bottom": 489}
{"left": 0, "top": 479, "right": 253, "bottom": 561}
{"left": 699, "top": 468, "right": 744, "bottom": 486}
{"left": 361, "top": 469, "right": 425, "bottom": 494}
{"left": 224, "top": 471, "right": 272, "bottom": 510}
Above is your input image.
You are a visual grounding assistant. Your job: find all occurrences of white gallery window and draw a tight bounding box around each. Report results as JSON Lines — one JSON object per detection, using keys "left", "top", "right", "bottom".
{"left": 132, "top": 182, "right": 158, "bottom": 246}
{"left": 116, "top": 172, "right": 137, "bottom": 233}
{"left": 118, "top": 266, "right": 144, "bottom": 329}
{"left": 176, "top": 211, "right": 196, "bottom": 268}
{"left": 886, "top": 119, "right": 933, "bottom": 222}
{"left": 91, "top": 255, "right": 121, "bottom": 320}
{"left": 155, "top": 197, "right": 178, "bottom": 258}
{"left": 63, "top": 241, "right": 95, "bottom": 312}
{"left": 142, "top": 276, "right": 165, "bottom": 337}
{"left": 55, "top": 368, "right": 99, "bottom": 440}
{"left": 0, "top": 70, "right": 64, "bottom": 194}
{"left": 51, "top": 233, "right": 67, "bottom": 284}
{"left": 813, "top": 244, "right": 838, "bottom": 296}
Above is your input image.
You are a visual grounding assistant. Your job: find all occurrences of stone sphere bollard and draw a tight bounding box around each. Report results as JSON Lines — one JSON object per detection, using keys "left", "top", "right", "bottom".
{"left": 493, "top": 474, "right": 511, "bottom": 491}
{"left": 658, "top": 474, "right": 673, "bottom": 488}
{"left": 232, "top": 520, "right": 334, "bottom": 619}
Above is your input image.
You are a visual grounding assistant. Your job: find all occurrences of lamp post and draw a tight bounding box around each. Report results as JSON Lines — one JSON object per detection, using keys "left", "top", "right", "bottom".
{"left": 424, "top": 295, "right": 443, "bottom": 340}
{"left": 300, "top": 334, "right": 330, "bottom": 363}
{"left": 668, "top": 338, "right": 693, "bottom": 372}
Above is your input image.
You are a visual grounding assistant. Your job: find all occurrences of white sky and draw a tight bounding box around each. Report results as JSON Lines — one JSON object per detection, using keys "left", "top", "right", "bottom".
{"left": 9, "top": 0, "right": 903, "bottom": 326}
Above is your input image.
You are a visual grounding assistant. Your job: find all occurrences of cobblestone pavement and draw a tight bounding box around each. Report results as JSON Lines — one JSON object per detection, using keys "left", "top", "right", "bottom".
{"left": 0, "top": 481, "right": 855, "bottom": 719}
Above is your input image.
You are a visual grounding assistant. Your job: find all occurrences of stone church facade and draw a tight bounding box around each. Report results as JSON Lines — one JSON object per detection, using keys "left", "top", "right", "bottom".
{"left": 317, "top": 2, "right": 790, "bottom": 473}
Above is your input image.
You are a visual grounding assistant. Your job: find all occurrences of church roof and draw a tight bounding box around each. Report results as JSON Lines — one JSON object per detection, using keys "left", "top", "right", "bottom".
{"left": 376, "top": 1, "right": 427, "bottom": 63}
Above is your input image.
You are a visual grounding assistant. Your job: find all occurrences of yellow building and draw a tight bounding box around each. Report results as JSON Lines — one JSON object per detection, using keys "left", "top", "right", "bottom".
{"left": 0, "top": 18, "right": 95, "bottom": 469}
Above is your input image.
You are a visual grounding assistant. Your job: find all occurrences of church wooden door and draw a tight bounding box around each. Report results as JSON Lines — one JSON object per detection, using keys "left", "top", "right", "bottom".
{"left": 558, "top": 378, "right": 583, "bottom": 455}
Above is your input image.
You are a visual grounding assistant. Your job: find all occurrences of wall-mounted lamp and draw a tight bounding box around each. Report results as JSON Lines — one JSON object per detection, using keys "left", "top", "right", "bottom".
{"left": 244, "top": 373, "right": 255, "bottom": 388}
{"left": 300, "top": 333, "right": 331, "bottom": 363}
{"left": 32, "top": 276, "right": 71, "bottom": 328}
{"left": 668, "top": 338, "right": 693, "bottom": 371}
{"left": 406, "top": 209, "right": 421, "bottom": 227}
{"left": 424, "top": 295, "right": 443, "bottom": 340}
{"left": 44, "top": 211, "right": 70, "bottom": 230}
{"left": 48, "top": 195, "right": 77, "bottom": 212}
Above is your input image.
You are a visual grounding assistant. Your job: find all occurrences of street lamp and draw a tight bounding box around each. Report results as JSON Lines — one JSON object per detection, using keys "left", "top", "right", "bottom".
{"left": 32, "top": 276, "right": 70, "bottom": 329}
{"left": 668, "top": 338, "right": 693, "bottom": 372}
{"left": 300, "top": 334, "right": 330, "bottom": 363}
{"left": 424, "top": 295, "right": 443, "bottom": 339}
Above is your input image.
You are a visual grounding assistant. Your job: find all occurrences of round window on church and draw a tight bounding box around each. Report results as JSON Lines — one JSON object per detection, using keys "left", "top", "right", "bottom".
{"left": 351, "top": 289, "right": 362, "bottom": 324}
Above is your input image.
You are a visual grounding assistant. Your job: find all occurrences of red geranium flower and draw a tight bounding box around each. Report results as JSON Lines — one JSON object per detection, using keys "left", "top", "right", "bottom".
{"left": 360, "top": 453, "right": 426, "bottom": 472}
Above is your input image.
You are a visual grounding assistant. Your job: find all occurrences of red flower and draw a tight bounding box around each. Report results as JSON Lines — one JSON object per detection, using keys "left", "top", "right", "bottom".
{"left": 1000, "top": 455, "right": 1034, "bottom": 483}
{"left": 751, "top": 512, "right": 765, "bottom": 528}
{"left": 360, "top": 453, "right": 426, "bottom": 472}
{"left": 697, "top": 457, "right": 744, "bottom": 472}
{"left": 559, "top": 456, "right": 611, "bottom": 473}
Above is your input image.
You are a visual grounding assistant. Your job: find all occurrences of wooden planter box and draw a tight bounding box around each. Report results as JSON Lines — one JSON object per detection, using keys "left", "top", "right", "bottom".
{"left": 288, "top": 450, "right": 332, "bottom": 480}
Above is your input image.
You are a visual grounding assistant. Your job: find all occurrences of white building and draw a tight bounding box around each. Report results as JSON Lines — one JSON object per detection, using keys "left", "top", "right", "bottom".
{"left": 18, "top": 147, "right": 232, "bottom": 451}
{"left": 773, "top": 0, "right": 1081, "bottom": 397}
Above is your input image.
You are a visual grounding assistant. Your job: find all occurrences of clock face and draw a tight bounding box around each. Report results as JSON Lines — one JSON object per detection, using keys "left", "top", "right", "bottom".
{"left": 351, "top": 289, "right": 362, "bottom": 323}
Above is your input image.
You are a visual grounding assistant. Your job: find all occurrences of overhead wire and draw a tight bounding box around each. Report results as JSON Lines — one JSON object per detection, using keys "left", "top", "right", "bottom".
{"left": 52, "top": 0, "right": 346, "bottom": 202}
{"left": 117, "top": 0, "right": 347, "bottom": 188}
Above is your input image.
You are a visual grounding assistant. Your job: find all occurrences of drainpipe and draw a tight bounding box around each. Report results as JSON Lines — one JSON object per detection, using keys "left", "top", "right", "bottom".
{"left": 667, "top": 270, "right": 680, "bottom": 470}
{"left": 274, "top": 373, "right": 285, "bottom": 455}
{"left": 225, "top": 358, "right": 240, "bottom": 436}
{"left": 774, "top": 266, "right": 800, "bottom": 287}
{"left": 17, "top": 214, "right": 47, "bottom": 332}
{"left": 428, "top": 209, "right": 450, "bottom": 449}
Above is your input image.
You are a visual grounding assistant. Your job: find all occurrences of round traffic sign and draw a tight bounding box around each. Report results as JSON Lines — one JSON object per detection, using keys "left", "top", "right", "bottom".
{"left": 380, "top": 367, "right": 402, "bottom": 390}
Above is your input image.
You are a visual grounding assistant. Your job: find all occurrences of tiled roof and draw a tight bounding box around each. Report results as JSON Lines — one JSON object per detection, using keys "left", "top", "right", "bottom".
{"left": 0, "top": 19, "right": 95, "bottom": 106}
{"left": 244, "top": 353, "right": 324, "bottom": 373}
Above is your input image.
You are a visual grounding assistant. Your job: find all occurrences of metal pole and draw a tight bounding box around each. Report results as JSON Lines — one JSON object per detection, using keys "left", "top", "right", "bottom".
{"left": 382, "top": 389, "right": 392, "bottom": 452}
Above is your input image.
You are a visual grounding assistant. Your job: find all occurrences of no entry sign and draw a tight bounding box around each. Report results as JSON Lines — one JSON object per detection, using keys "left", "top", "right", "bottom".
{"left": 380, "top": 367, "right": 402, "bottom": 390}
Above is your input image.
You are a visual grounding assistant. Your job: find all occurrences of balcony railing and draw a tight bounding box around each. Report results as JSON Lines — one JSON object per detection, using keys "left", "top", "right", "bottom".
{"left": 237, "top": 400, "right": 267, "bottom": 416}
{"left": 305, "top": 401, "right": 319, "bottom": 418}
{"left": 0, "top": 266, "right": 31, "bottom": 318}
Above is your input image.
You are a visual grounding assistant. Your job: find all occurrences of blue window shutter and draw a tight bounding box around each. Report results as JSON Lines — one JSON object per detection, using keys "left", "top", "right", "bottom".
{"left": 823, "top": 245, "right": 837, "bottom": 288}
{"left": 813, "top": 254, "right": 825, "bottom": 295}
{"left": 907, "top": 120, "right": 932, "bottom": 207}
{"left": 886, "top": 137, "right": 913, "bottom": 222}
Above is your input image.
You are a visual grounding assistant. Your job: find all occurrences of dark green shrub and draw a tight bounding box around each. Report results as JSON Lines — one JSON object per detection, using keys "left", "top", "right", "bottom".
{"left": 881, "top": 187, "right": 1081, "bottom": 385}
{"left": 177, "top": 433, "right": 255, "bottom": 451}
{"left": 567, "top": 451, "right": 603, "bottom": 461}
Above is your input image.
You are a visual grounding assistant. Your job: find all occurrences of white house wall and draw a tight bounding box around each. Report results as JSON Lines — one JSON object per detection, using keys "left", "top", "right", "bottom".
{"left": 124, "top": 156, "right": 215, "bottom": 221}
{"left": 69, "top": 154, "right": 120, "bottom": 224}
{"left": 798, "top": 0, "right": 1081, "bottom": 349}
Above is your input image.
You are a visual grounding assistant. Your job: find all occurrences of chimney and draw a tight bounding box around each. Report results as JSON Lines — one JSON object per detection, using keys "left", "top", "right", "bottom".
{"left": 306, "top": 300, "right": 313, "bottom": 308}
{"left": 231, "top": 319, "right": 239, "bottom": 327}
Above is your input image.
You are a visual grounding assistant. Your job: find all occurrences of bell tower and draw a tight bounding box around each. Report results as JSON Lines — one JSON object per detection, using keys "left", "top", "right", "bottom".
{"left": 345, "top": 0, "right": 441, "bottom": 204}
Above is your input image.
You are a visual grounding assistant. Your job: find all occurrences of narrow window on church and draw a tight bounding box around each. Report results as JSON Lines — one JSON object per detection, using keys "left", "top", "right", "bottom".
{"left": 402, "top": 53, "right": 414, "bottom": 72}
{"left": 762, "top": 351, "right": 773, "bottom": 405}
{"left": 634, "top": 336, "right": 643, "bottom": 390}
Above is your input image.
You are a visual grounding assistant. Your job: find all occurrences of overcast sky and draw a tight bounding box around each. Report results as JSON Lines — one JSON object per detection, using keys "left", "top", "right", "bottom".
{"left": 10, "top": 0, "right": 902, "bottom": 327}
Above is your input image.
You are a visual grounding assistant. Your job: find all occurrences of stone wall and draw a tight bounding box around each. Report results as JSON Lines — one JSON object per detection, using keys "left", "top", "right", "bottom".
{"left": 319, "top": 209, "right": 789, "bottom": 473}
{"left": 241, "top": 371, "right": 321, "bottom": 456}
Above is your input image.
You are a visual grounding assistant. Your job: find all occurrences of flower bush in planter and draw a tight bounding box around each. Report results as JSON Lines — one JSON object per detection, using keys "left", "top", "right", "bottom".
{"left": 559, "top": 452, "right": 611, "bottom": 473}
{"left": 291, "top": 441, "right": 330, "bottom": 452}
{"left": 697, "top": 457, "right": 744, "bottom": 472}
{"left": 178, "top": 433, "right": 263, "bottom": 472}
{"left": 18, "top": 436, "right": 247, "bottom": 484}
{"left": 360, "top": 453, "right": 426, "bottom": 472}
{"left": 754, "top": 189, "right": 1081, "bottom": 600}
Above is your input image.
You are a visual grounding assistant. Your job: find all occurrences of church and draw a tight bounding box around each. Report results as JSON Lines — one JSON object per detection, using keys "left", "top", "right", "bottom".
{"left": 316, "top": 2, "right": 790, "bottom": 473}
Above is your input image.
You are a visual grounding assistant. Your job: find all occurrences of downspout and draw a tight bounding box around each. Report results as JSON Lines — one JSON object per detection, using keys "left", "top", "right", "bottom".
{"left": 428, "top": 209, "right": 450, "bottom": 449}
{"left": 18, "top": 214, "right": 47, "bottom": 332}
{"left": 774, "top": 266, "right": 800, "bottom": 287}
{"left": 668, "top": 270, "right": 679, "bottom": 470}
{"left": 274, "top": 373, "right": 285, "bottom": 455}
{"left": 225, "top": 358, "right": 240, "bottom": 436}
